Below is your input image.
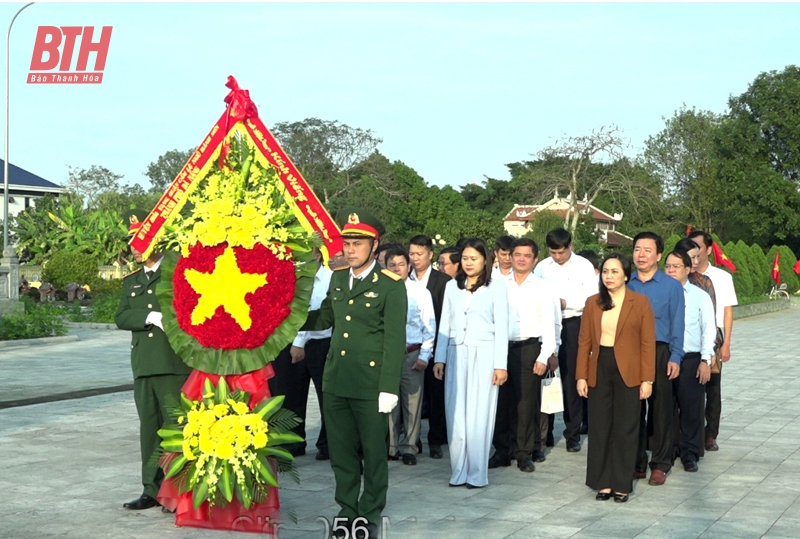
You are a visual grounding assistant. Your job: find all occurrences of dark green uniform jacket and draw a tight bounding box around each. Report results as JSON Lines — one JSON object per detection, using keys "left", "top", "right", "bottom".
{"left": 115, "top": 267, "right": 192, "bottom": 378}
{"left": 304, "top": 264, "right": 407, "bottom": 400}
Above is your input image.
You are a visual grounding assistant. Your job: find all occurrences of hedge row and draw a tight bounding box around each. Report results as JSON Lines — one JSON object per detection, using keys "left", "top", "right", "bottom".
{"left": 664, "top": 234, "right": 799, "bottom": 298}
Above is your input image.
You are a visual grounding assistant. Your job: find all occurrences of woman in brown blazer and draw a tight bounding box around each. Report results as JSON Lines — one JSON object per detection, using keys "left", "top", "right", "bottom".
{"left": 577, "top": 253, "right": 656, "bottom": 503}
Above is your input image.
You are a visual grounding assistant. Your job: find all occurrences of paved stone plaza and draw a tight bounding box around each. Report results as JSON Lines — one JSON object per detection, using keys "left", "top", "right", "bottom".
{"left": 1, "top": 305, "right": 799, "bottom": 539}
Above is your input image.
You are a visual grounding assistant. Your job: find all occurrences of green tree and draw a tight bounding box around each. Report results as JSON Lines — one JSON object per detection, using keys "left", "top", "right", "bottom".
{"left": 143, "top": 148, "right": 195, "bottom": 194}
{"left": 642, "top": 105, "right": 725, "bottom": 234}
{"left": 63, "top": 165, "right": 124, "bottom": 208}
{"left": 271, "top": 118, "right": 383, "bottom": 205}
{"left": 749, "top": 243, "right": 771, "bottom": 294}
{"left": 725, "top": 241, "right": 753, "bottom": 297}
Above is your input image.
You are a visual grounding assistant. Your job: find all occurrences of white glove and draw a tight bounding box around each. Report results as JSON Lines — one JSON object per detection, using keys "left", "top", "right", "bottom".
{"left": 378, "top": 392, "right": 398, "bottom": 414}
{"left": 146, "top": 311, "right": 164, "bottom": 331}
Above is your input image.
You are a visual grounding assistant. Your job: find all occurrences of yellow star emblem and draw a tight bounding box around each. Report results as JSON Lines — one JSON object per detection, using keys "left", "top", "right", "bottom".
{"left": 184, "top": 246, "right": 267, "bottom": 331}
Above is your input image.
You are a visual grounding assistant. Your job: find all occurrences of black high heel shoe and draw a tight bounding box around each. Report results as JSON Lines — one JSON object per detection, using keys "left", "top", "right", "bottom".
{"left": 596, "top": 491, "right": 612, "bottom": 501}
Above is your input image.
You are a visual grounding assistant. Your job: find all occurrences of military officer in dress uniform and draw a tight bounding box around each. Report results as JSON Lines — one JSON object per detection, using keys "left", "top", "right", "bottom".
{"left": 302, "top": 207, "right": 407, "bottom": 539}
{"left": 115, "top": 209, "right": 192, "bottom": 511}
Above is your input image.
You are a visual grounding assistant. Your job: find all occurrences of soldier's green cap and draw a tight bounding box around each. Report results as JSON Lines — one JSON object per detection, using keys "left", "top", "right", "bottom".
{"left": 123, "top": 208, "right": 148, "bottom": 236}
{"left": 335, "top": 207, "right": 385, "bottom": 239}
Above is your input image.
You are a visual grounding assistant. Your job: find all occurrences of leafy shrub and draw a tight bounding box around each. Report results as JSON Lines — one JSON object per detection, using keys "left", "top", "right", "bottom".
{"left": 0, "top": 300, "right": 68, "bottom": 340}
{"left": 42, "top": 251, "right": 98, "bottom": 289}
{"left": 87, "top": 294, "right": 120, "bottom": 323}
{"left": 88, "top": 277, "right": 123, "bottom": 297}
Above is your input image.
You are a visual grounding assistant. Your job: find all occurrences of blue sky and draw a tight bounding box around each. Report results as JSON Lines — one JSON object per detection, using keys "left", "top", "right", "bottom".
{"left": 2, "top": 2, "right": 799, "bottom": 194}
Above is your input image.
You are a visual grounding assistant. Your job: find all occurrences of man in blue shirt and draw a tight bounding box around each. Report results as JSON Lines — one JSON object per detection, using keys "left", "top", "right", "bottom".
{"left": 627, "top": 232, "right": 685, "bottom": 486}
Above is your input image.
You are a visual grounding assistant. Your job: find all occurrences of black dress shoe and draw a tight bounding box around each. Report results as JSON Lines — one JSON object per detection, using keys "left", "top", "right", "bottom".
{"left": 614, "top": 493, "right": 629, "bottom": 503}
{"left": 566, "top": 441, "right": 581, "bottom": 453}
{"left": 596, "top": 491, "right": 612, "bottom": 501}
{"left": 161, "top": 505, "right": 175, "bottom": 514}
{"left": 532, "top": 450, "right": 546, "bottom": 463}
{"left": 288, "top": 444, "right": 306, "bottom": 457}
{"left": 388, "top": 453, "right": 400, "bottom": 461}
{"left": 316, "top": 448, "right": 330, "bottom": 461}
{"left": 123, "top": 494, "right": 160, "bottom": 510}
{"left": 429, "top": 444, "right": 443, "bottom": 459}
{"left": 517, "top": 457, "right": 535, "bottom": 473}
{"left": 402, "top": 453, "right": 417, "bottom": 466}
{"left": 683, "top": 459, "right": 699, "bottom": 472}
{"left": 580, "top": 423, "right": 589, "bottom": 435}
{"left": 488, "top": 454, "right": 511, "bottom": 468}
{"left": 465, "top": 483, "right": 484, "bottom": 489}
{"left": 449, "top": 482, "right": 465, "bottom": 487}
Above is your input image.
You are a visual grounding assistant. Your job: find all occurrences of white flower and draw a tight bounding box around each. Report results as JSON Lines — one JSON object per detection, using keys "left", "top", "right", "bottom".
{"left": 434, "top": 234, "right": 441, "bottom": 240}
{"left": 439, "top": 239, "right": 446, "bottom": 245}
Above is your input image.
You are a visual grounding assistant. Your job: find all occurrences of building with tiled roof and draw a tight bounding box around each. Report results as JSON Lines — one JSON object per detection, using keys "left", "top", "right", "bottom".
{"left": 503, "top": 195, "right": 633, "bottom": 247}
{"left": 0, "top": 159, "right": 67, "bottom": 218}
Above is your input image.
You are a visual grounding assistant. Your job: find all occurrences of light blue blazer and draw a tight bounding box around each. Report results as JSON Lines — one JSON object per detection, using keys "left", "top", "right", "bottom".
{"left": 434, "top": 277, "right": 509, "bottom": 371}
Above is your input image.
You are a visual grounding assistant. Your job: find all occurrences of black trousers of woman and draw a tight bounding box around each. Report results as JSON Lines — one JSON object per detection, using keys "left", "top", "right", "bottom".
{"left": 586, "top": 346, "right": 641, "bottom": 495}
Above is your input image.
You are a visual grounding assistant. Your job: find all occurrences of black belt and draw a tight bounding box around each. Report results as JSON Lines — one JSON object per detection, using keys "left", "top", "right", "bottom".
{"left": 509, "top": 338, "right": 538, "bottom": 348}
{"left": 406, "top": 343, "right": 422, "bottom": 353}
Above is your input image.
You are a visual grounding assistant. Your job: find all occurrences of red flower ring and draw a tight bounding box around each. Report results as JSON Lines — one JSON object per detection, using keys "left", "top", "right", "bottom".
{"left": 173, "top": 242, "right": 296, "bottom": 350}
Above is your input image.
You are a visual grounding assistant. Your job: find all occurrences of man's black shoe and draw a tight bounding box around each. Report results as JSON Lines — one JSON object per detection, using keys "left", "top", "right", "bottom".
{"left": 429, "top": 444, "right": 443, "bottom": 459}
{"left": 402, "top": 453, "right": 417, "bottom": 466}
{"left": 517, "top": 457, "right": 535, "bottom": 473}
{"left": 316, "top": 448, "right": 330, "bottom": 461}
{"left": 161, "top": 505, "right": 175, "bottom": 514}
{"left": 532, "top": 449, "right": 546, "bottom": 463}
{"left": 580, "top": 423, "right": 589, "bottom": 435}
{"left": 123, "top": 494, "right": 160, "bottom": 510}
{"left": 566, "top": 441, "right": 581, "bottom": 453}
{"left": 683, "top": 459, "right": 699, "bottom": 473}
{"left": 287, "top": 444, "right": 306, "bottom": 457}
{"left": 488, "top": 454, "right": 511, "bottom": 469}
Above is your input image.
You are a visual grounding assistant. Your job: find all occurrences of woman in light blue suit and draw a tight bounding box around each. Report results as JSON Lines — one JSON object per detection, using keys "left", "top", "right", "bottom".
{"left": 434, "top": 238, "right": 509, "bottom": 488}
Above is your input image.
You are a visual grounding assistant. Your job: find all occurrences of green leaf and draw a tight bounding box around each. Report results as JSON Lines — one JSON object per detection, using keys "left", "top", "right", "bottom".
{"left": 261, "top": 446, "right": 294, "bottom": 461}
{"left": 192, "top": 477, "right": 209, "bottom": 510}
{"left": 165, "top": 454, "right": 188, "bottom": 480}
{"left": 235, "top": 473, "right": 253, "bottom": 510}
{"left": 217, "top": 376, "right": 229, "bottom": 404}
{"left": 157, "top": 428, "right": 183, "bottom": 439}
{"left": 255, "top": 455, "right": 279, "bottom": 487}
{"left": 160, "top": 438, "right": 184, "bottom": 453}
{"left": 219, "top": 462, "right": 234, "bottom": 503}
{"left": 267, "top": 432, "right": 304, "bottom": 446}
{"left": 254, "top": 395, "right": 285, "bottom": 420}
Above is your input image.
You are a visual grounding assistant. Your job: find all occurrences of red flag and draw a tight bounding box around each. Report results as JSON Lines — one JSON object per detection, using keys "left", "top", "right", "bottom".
{"left": 772, "top": 252, "right": 781, "bottom": 284}
{"left": 794, "top": 258, "right": 800, "bottom": 275}
{"left": 711, "top": 241, "right": 737, "bottom": 272}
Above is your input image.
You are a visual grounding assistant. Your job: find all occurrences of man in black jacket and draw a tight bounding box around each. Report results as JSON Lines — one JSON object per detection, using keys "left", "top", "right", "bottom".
{"left": 408, "top": 234, "right": 451, "bottom": 459}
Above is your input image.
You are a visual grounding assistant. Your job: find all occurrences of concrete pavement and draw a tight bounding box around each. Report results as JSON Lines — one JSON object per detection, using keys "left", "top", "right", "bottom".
{"left": 1, "top": 307, "right": 800, "bottom": 538}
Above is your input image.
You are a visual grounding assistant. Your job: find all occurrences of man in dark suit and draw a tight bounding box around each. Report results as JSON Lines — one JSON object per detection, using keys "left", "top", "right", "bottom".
{"left": 302, "top": 207, "right": 407, "bottom": 539}
{"left": 115, "top": 209, "right": 192, "bottom": 511}
{"left": 408, "top": 234, "right": 451, "bottom": 459}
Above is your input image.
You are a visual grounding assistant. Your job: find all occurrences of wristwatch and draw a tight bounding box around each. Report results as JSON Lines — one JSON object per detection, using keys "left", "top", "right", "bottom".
{"left": 702, "top": 357, "right": 711, "bottom": 365}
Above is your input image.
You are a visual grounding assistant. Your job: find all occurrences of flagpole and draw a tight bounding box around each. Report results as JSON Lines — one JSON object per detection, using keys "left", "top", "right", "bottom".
{"left": 3, "top": 2, "right": 34, "bottom": 251}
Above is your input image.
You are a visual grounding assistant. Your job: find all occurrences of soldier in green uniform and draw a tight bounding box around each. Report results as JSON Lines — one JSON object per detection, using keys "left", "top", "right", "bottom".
{"left": 303, "top": 208, "right": 407, "bottom": 539}
{"left": 115, "top": 209, "right": 192, "bottom": 511}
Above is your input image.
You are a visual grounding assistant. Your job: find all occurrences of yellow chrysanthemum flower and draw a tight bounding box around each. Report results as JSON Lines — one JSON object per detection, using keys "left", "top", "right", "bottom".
{"left": 213, "top": 404, "right": 230, "bottom": 418}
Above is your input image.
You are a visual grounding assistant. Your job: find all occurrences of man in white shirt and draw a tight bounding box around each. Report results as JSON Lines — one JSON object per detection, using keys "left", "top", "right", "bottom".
{"left": 491, "top": 235, "right": 514, "bottom": 279}
{"left": 409, "top": 235, "right": 452, "bottom": 459}
{"left": 664, "top": 250, "right": 715, "bottom": 473}
{"left": 533, "top": 228, "right": 598, "bottom": 452}
{"left": 288, "top": 247, "right": 334, "bottom": 460}
{"left": 490, "top": 238, "right": 559, "bottom": 473}
{"left": 689, "top": 230, "right": 738, "bottom": 452}
{"left": 386, "top": 246, "right": 436, "bottom": 466}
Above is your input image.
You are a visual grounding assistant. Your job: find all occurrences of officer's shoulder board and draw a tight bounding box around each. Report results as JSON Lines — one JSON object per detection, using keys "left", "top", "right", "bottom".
{"left": 380, "top": 268, "right": 402, "bottom": 281}
{"left": 123, "top": 268, "right": 142, "bottom": 279}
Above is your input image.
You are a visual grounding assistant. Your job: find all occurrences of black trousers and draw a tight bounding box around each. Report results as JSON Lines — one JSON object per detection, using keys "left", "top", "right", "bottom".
{"left": 673, "top": 353, "right": 704, "bottom": 462}
{"left": 424, "top": 357, "right": 448, "bottom": 446}
{"left": 559, "top": 316, "right": 583, "bottom": 444}
{"left": 268, "top": 339, "right": 330, "bottom": 451}
{"left": 636, "top": 342, "right": 675, "bottom": 473}
{"left": 586, "top": 346, "right": 640, "bottom": 494}
{"left": 705, "top": 371, "right": 722, "bottom": 440}
{"left": 492, "top": 339, "right": 543, "bottom": 460}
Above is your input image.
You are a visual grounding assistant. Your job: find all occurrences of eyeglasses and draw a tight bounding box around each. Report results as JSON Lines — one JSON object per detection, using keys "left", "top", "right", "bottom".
{"left": 664, "top": 264, "right": 685, "bottom": 270}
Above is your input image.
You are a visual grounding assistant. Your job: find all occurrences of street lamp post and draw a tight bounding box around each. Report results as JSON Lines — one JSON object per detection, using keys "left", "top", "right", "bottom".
{"left": 3, "top": 2, "right": 34, "bottom": 252}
